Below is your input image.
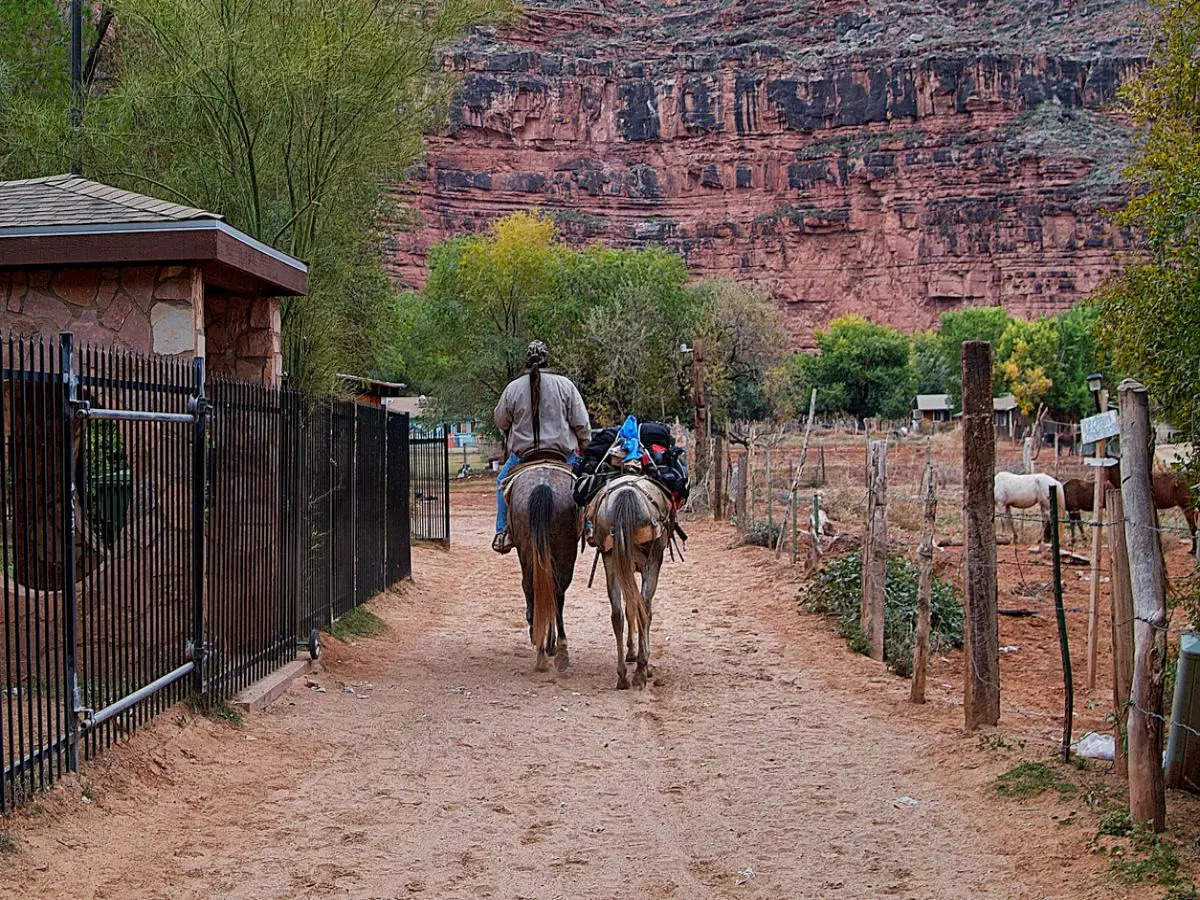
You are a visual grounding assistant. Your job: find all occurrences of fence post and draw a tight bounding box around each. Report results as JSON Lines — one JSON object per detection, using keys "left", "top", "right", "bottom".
{"left": 1049, "top": 485, "right": 1073, "bottom": 762}
{"left": 738, "top": 451, "right": 749, "bottom": 533}
{"left": 775, "top": 388, "right": 817, "bottom": 558}
{"left": 862, "top": 439, "right": 887, "bottom": 661}
{"left": 1106, "top": 483, "right": 1135, "bottom": 779}
{"left": 58, "top": 334, "right": 81, "bottom": 771}
{"left": 911, "top": 458, "right": 936, "bottom": 704}
{"left": 1119, "top": 378, "right": 1167, "bottom": 832}
{"left": 712, "top": 433, "right": 724, "bottom": 521}
{"left": 1087, "top": 388, "right": 1110, "bottom": 690}
{"left": 962, "top": 340, "right": 1000, "bottom": 730}
{"left": 811, "top": 493, "right": 821, "bottom": 561}
{"left": 766, "top": 449, "right": 773, "bottom": 528}
{"left": 190, "top": 356, "right": 208, "bottom": 696}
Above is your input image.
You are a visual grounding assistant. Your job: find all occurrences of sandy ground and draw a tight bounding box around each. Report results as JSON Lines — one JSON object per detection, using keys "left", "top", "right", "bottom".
{"left": 1, "top": 483, "right": 1192, "bottom": 898}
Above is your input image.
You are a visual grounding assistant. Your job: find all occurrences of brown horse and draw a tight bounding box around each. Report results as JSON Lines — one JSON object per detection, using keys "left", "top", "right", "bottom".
{"left": 590, "top": 475, "right": 671, "bottom": 690}
{"left": 1061, "top": 478, "right": 1094, "bottom": 546}
{"left": 505, "top": 462, "right": 581, "bottom": 672}
{"left": 1104, "top": 463, "right": 1198, "bottom": 554}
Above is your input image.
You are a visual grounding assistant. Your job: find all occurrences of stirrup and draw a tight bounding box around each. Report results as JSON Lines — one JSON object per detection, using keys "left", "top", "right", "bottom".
{"left": 492, "top": 531, "right": 514, "bottom": 554}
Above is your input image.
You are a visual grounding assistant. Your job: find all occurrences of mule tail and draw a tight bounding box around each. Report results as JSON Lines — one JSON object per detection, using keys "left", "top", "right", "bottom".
{"left": 610, "top": 488, "right": 647, "bottom": 636}
{"left": 527, "top": 484, "right": 557, "bottom": 652}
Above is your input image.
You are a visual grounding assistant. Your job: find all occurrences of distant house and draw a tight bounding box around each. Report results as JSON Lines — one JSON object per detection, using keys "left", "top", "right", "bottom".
{"left": 337, "top": 373, "right": 407, "bottom": 409}
{"left": 993, "top": 393, "right": 1020, "bottom": 437}
{"left": 915, "top": 393, "right": 952, "bottom": 423}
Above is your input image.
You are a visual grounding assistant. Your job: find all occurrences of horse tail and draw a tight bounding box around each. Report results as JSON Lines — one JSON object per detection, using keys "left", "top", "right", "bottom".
{"left": 528, "top": 484, "right": 557, "bottom": 652}
{"left": 611, "top": 488, "right": 647, "bottom": 635}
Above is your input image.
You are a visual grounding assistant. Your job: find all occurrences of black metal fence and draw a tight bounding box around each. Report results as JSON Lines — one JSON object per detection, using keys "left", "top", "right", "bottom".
{"left": 0, "top": 333, "right": 424, "bottom": 809}
{"left": 410, "top": 423, "right": 450, "bottom": 543}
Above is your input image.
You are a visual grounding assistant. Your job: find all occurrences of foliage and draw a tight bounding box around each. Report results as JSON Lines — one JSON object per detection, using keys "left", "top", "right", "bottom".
{"left": 400, "top": 215, "right": 789, "bottom": 430}
{"left": 1107, "top": 827, "right": 1195, "bottom": 897}
{"left": 0, "top": 0, "right": 516, "bottom": 391}
{"left": 936, "top": 306, "right": 1011, "bottom": 408}
{"left": 741, "top": 517, "right": 783, "bottom": 548}
{"left": 790, "top": 316, "right": 916, "bottom": 424}
{"left": 327, "top": 605, "right": 387, "bottom": 640}
{"left": 993, "top": 761, "right": 1076, "bottom": 798}
{"left": 912, "top": 330, "right": 952, "bottom": 394}
{"left": 997, "top": 317, "right": 1058, "bottom": 414}
{"left": 801, "top": 548, "right": 963, "bottom": 677}
{"left": 1095, "top": 0, "right": 1200, "bottom": 483}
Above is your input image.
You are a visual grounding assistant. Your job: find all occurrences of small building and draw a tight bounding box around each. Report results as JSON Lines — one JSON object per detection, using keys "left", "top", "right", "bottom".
{"left": 914, "top": 393, "right": 952, "bottom": 423}
{"left": 0, "top": 174, "right": 306, "bottom": 385}
{"left": 993, "top": 393, "right": 1020, "bottom": 437}
{"left": 337, "top": 374, "right": 408, "bottom": 409}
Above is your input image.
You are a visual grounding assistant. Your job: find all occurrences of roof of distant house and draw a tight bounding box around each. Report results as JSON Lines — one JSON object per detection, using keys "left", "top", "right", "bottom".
{"left": 993, "top": 393, "right": 1019, "bottom": 412}
{"left": 915, "top": 393, "right": 951, "bottom": 411}
{"left": 0, "top": 174, "right": 307, "bottom": 296}
{"left": 337, "top": 374, "right": 409, "bottom": 398}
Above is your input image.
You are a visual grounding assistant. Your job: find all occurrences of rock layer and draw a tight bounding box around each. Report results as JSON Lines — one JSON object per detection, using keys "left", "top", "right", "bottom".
{"left": 388, "top": 0, "right": 1145, "bottom": 343}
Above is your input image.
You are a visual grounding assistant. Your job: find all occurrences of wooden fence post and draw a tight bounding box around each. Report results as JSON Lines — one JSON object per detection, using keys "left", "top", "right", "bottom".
{"left": 962, "top": 341, "right": 1000, "bottom": 730}
{"left": 862, "top": 439, "right": 887, "bottom": 661}
{"left": 1106, "top": 483, "right": 1135, "bottom": 779}
{"left": 738, "top": 451, "right": 749, "bottom": 532}
{"left": 911, "top": 455, "right": 937, "bottom": 704}
{"left": 775, "top": 388, "right": 817, "bottom": 558}
{"left": 1119, "top": 379, "right": 1167, "bottom": 831}
{"left": 810, "top": 493, "right": 821, "bottom": 561}
{"left": 712, "top": 433, "right": 724, "bottom": 521}
{"left": 1087, "top": 388, "right": 1110, "bottom": 690}
{"left": 766, "top": 448, "right": 773, "bottom": 527}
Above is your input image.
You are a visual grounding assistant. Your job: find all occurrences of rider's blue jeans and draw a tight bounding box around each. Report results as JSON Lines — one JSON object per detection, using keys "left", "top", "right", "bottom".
{"left": 496, "top": 452, "right": 579, "bottom": 533}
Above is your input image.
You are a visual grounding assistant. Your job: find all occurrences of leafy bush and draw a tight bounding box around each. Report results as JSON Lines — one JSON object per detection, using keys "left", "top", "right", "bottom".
{"left": 801, "top": 548, "right": 963, "bottom": 676}
{"left": 742, "top": 518, "right": 783, "bottom": 548}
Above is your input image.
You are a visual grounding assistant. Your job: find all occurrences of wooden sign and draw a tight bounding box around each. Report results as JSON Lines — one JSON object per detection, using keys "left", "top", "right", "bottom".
{"left": 1080, "top": 410, "right": 1120, "bottom": 444}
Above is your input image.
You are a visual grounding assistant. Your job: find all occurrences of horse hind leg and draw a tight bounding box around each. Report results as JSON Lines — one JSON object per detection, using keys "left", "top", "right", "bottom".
{"left": 554, "top": 590, "right": 570, "bottom": 672}
{"left": 605, "top": 563, "right": 629, "bottom": 690}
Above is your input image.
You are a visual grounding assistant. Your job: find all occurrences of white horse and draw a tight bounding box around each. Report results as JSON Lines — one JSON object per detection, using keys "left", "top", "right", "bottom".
{"left": 993, "top": 471, "right": 1063, "bottom": 543}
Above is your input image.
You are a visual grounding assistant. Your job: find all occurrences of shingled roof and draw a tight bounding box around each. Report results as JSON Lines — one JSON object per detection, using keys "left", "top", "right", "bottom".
{"left": 0, "top": 174, "right": 306, "bottom": 296}
{"left": 0, "top": 174, "right": 219, "bottom": 228}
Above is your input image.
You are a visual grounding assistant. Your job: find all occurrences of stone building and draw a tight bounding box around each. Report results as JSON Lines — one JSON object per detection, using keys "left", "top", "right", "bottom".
{"left": 0, "top": 174, "right": 306, "bottom": 384}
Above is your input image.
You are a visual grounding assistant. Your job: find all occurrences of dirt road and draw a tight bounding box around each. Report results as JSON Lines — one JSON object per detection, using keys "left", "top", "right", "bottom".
{"left": 5, "top": 485, "right": 1127, "bottom": 898}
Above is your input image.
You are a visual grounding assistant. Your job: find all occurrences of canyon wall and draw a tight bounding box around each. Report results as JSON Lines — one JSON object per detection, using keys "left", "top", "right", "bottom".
{"left": 388, "top": 0, "right": 1146, "bottom": 344}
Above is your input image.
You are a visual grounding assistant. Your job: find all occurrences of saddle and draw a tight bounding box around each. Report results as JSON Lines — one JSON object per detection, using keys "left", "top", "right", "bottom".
{"left": 585, "top": 474, "right": 673, "bottom": 552}
{"left": 500, "top": 451, "right": 574, "bottom": 504}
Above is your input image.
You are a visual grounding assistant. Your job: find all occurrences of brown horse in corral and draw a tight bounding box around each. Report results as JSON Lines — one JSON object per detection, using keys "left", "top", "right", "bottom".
{"left": 589, "top": 475, "right": 672, "bottom": 690}
{"left": 505, "top": 461, "right": 581, "bottom": 672}
{"left": 1061, "top": 478, "right": 1095, "bottom": 546}
{"left": 1103, "top": 463, "right": 1198, "bottom": 554}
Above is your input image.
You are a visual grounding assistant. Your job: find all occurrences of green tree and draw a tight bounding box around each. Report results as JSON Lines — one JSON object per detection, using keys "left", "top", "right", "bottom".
{"left": 996, "top": 317, "right": 1058, "bottom": 415}
{"left": 936, "top": 306, "right": 1011, "bottom": 408}
{"left": 0, "top": 0, "right": 515, "bottom": 390}
{"left": 912, "top": 330, "right": 952, "bottom": 394}
{"left": 1096, "top": 0, "right": 1200, "bottom": 479}
{"left": 791, "top": 316, "right": 916, "bottom": 424}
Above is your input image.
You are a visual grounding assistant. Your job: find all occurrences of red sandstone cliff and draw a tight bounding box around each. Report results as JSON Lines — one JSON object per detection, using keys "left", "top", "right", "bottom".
{"left": 388, "top": 0, "right": 1145, "bottom": 344}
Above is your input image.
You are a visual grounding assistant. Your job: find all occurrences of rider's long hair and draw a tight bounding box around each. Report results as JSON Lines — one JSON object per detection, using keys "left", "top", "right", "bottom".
{"left": 529, "top": 360, "right": 542, "bottom": 449}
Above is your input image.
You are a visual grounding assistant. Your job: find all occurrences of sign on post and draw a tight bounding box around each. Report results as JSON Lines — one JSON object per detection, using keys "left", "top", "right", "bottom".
{"left": 1084, "top": 457, "right": 1118, "bottom": 467}
{"left": 1080, "top": 410, "right": 1120, "bottom": 445}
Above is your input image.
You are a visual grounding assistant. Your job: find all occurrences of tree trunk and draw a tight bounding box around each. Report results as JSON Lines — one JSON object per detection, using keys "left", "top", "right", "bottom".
{"left": 712, "top": 433, "right": 724, "bottom": 521}
{"left": 1119, "top": 379, "right": 1167, "bottom": 831}
{"left": 962, "top": 341, "right": 1000, "bottom": 730}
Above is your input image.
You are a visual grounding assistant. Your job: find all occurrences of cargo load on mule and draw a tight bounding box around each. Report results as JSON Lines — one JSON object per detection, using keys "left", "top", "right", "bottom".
{"left": 573, "top": 418, "right": 689, "bottom": 508}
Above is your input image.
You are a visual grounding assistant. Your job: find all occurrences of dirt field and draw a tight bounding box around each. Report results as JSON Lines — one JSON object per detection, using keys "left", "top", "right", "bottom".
{"left": 2, "top": 479, "right": 1197, "bottom": 898}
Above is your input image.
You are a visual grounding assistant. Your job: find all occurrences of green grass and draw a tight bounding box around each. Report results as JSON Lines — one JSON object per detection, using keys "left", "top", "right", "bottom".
{"left": 327, "top": 606, "right": 386, "bottom": 641}
{"left": 1106, "top": 827, "right": 1196, "bottom": 897}
{"left": 185, "top": 697, "right": 243, "bottom": 728}
{"left": 994, "top": 761, "right": 1076, "bottom": 799}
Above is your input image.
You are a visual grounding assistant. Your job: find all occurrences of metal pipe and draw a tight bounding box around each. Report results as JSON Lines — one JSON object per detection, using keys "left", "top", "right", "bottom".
{"left": 79, "top": 408, "right": 195, "bottom": 424}
{"left": 83, "top": 661, "right": 194, "bottom": 729}
{"left": 59, "top": 334, "right": 80, "bottom": 772}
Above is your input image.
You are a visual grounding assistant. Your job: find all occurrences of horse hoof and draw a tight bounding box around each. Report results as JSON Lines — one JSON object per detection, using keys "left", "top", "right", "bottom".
{"left": 632, "top": 669, "right": 647, "bottom": 689}
{"left": 535, "top": 650, "right": 550, "bottom": 673}
{"left": 555, "top": 647, "right": 570, "bottom": 672}
{"left": 616, "top": 677, "right": 629, "bottom": 690}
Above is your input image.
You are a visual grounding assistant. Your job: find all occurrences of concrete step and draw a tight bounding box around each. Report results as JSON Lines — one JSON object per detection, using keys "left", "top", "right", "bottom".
{"left": 231, "top": 657, "right": 316, "bottom": 713}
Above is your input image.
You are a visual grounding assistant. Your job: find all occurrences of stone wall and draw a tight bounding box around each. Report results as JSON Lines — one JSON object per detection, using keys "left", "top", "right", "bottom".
{"left": 1, "top": 264, "right": 205, "bottom": 358}
{"left": 204, "top": 292, "right": 283, "bottom": 386}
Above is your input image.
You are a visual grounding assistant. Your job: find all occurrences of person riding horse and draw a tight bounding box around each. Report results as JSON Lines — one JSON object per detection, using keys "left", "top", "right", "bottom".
{"left": 493, "top": 340, "right": 591, "bottom": 554}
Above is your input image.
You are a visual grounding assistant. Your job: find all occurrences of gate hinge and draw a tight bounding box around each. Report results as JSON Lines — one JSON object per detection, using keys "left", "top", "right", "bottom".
{"left": 71, "top": 400, "right": 91, "bottom": 419}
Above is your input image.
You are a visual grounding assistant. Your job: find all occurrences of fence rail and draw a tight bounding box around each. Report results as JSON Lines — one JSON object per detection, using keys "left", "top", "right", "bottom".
{"left": 0, "top": 332, "right": 436, "bottom": 810}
